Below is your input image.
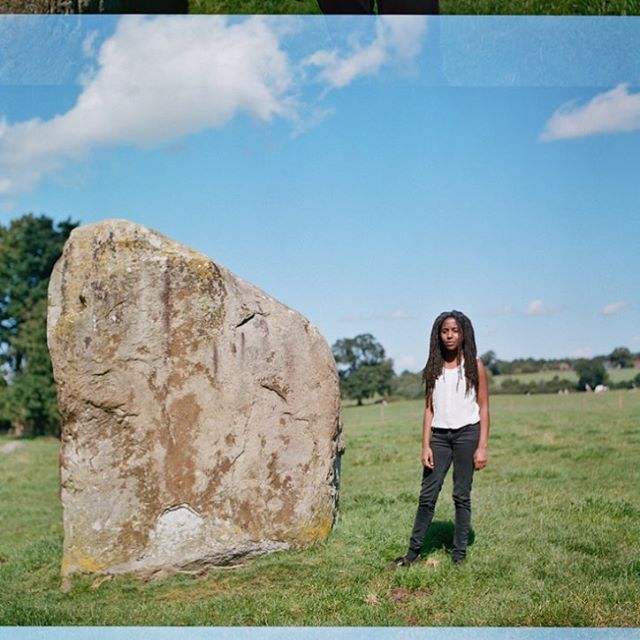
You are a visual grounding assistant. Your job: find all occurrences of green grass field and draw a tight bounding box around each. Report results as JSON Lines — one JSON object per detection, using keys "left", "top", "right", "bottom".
{"left": 190, "top": 0, "right": 321, "bottom": 12}
{"left": 190, "top": 0, "right": 640, "bottom": 14}
{"left": 491, "top": 367, "right": 638, "bottom": 389}
{"left": 1, "top": 391, "right": 639, "bottom": 625}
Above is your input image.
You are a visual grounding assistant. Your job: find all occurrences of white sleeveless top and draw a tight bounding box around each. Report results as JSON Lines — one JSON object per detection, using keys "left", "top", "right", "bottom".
{"left": 431, "top": 360, "right": 480, "bottom": 429}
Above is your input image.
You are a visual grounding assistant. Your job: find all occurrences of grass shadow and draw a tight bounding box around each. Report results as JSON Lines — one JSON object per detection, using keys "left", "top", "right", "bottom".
{"left": 420, "top": 520, "right": 476, "bottom": 556}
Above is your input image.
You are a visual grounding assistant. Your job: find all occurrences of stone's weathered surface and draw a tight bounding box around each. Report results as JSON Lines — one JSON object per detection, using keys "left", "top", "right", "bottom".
{"left": 47, "top": 219, "right": 342, "bottom": 578}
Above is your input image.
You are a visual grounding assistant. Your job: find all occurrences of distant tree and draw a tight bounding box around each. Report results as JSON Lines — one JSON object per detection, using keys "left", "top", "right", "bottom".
{"left": 0, "top": 214, "right": 77, "bottom": 436}
{"left": 341, "top": 360, "right": 395, "bottom": 404}
{"left": 332, "top": 334, "right": 394, "bottom": 405}
{"left": 608, "top": 347, "right": 633, "bottom": 369}
{"left": 332, "top": 334, "right": 385, "bottom": 370}
{"left": 574, "top": 359, "right": 608, "bottom": 391}
{"left": 480, "top": 350, "right": 500, "bottom": 375}
{"left": 391, "top": 370, "right": 424, "bottom": 400}
{"left": 510, "top": 357, "right": 546, "bottom": 374}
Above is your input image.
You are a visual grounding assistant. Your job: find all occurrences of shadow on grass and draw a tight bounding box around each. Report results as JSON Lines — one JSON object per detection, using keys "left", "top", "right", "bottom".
{"left": 419, "top": 520, "right": 475, "bottom": 556}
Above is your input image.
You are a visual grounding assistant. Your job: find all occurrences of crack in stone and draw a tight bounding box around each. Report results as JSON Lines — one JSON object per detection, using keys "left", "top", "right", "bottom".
{"left": 104, "top": 296, "right": 132, "bottom": 319}
{"left": 229, "top": 445, "right": 245, "bottom": 467}
{"left": 229, "top": 402, "right": 254, "bottom": 489}
{"left": 161, "top": 503, "right": 201, "bottom": 517}
{"left": 113, "top": 407, "right": 140, "bottom": 422}
{"left": 261, "top": 383, "right": 287, "bottom": 403}
{"left": 85, "top": 398, "right": 139, "bottom": 424}
{"left": 91, "top": 369, "right": 112, "bottom": 377}
{"left": 86, "top": 398, "right": 126, "bottom": 412}
{"left": 235, "top": 310, "right": 266, "bottom": 328}
{"left": 235, "top": 313, "right": 256, "bottom": 328}
{"left": 283, "top": 411, "right": 310, "bottom": 423}
{"left": 166, "top": 418, "right": 176, "bottom": 447}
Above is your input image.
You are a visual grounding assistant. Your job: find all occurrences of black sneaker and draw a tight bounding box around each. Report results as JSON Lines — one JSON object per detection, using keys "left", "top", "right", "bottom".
{"left": 387, "top": 555, "right": 417, "bottom": 569}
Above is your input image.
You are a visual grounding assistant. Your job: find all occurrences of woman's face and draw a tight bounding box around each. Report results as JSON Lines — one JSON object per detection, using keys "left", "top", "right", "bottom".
{"left": 440, "top": 317, "right": 462, "bottom": 353}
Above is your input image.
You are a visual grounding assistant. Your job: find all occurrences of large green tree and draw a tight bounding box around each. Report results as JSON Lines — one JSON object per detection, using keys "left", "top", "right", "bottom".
{"left": 608, "top": 346, "right": 633, "bottom": 369}
{"left": 332, "top": 333, "right": 394, "bottom": 405}
{"left": 0, "top": 214, "right": 77, "bottom": 436}
{"left": 574, "top": 358, "right": 608, "bottom": 391}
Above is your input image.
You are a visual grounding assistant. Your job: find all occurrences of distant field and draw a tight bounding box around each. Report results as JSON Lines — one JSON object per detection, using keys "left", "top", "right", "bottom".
{"left": 191, "top": 0, "right": 640, "bottom": 13}
{"left": 492, "top": 368, "right": 638, "bottom": 389}
{"left": 1, "top": 391, "right": 639, "bottom": 625}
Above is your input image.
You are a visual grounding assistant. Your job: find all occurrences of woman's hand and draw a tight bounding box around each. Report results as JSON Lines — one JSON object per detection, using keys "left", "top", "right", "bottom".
{"left": 473, "top": 446, "right": 488, "bottom": 470}
{"left": 422, "top": 447, "right": 434, "bottom": 469}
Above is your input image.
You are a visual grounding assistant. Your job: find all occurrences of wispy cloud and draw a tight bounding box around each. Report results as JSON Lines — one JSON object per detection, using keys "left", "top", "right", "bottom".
{"left": 602, "top": 301, "right": 631, "bottom": 316}
{"left": 303, "top": 16, "right": 427, "bottom": 89}
{"left": 81, "top": 29, "right": 100, "bottom": 60}
{"left": 342, "top": 309, "right": 411, "bottom": 322}
{"left": 482, "top": 305, "right": 513, "bottom": 317}
{"left": 572, "top": 346, "right": 593, "bottom": 358}
{"left": 393, "top": 354, "right": 419, "bottom": 371}
{"left": 525, "top": 299, "right": 548, "bottom": 316}
{"left": 540, "top": 83, "right": 640, "bottom": 142}
{"left": 524, "top": 299, "right": 563, "bottom": 317}
{"left": 384, "top": 310, "right": 410, "bottom": 320}
{"left": 0, "top": 16, "right": 296, "bottom": 200}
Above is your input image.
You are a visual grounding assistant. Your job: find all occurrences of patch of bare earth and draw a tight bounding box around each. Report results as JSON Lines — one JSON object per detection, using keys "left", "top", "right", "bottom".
{"left": 388, "top": 586, "right": 434, "bottom": 604}
{"left": 388, "top": 586, "right": 434, "bottom": 625}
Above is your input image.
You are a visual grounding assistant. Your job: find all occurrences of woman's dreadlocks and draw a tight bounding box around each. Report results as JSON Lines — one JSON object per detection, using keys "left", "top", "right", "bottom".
{"left": 421, "top": 310, "right": 479, "bottom": 404}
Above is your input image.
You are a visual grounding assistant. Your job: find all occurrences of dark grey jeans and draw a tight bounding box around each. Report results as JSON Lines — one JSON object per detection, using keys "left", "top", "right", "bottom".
{"left": 407, "top": 422, "right": 480, "bottom": 562}
{"left": 317, "top": 0, "right": 439, "bottom": 13}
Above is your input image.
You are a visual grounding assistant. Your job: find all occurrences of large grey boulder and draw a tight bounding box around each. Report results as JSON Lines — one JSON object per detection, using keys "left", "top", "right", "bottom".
{"left": 47, "top": 219, "right": 342, "bottom": 579}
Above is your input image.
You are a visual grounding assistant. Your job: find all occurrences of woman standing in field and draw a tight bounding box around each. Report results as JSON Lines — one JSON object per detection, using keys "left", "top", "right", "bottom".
{"left": 392, "top": 310, "right": 490, "bottom": 567}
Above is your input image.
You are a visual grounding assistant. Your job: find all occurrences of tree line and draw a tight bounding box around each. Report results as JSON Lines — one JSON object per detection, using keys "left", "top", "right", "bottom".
{"left": 1, "top": 213, "right": 638, "bottom": 437}
{"left": 334, "top": 337, "right": 640, "bottom": 404}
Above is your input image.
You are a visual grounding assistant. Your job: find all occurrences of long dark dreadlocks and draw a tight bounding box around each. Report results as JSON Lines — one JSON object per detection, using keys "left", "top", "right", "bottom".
{"left": 421, "top": 310, "right": 479, "bottom": 404}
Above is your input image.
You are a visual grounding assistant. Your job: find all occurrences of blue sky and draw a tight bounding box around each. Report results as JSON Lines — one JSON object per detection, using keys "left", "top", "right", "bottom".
{"left": 1, "top": 16, "right": 639, "bottom": 372}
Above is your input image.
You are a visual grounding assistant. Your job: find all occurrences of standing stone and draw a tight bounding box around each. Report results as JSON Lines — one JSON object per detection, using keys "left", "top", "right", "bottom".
{"left": 47, "top": 219, "right": 342, "bottom": 578}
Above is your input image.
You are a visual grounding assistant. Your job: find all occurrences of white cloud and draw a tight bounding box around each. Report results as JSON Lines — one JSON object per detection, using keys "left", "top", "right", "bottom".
{"left": 525, "top": 299, "right": 548, "bottom": 316}
{"left": 572, "top": 347, "right": 593, "bottom": 358}
{"left": 303, "top": 16, "right": 427, "bottom": 89}
{"left": 602, "top": 301, "right": 631, "bottom": 316}
{"left": 540, "top": 83, "right": 640, "bottom": 142}
{"left": 0, "top": 16, "right": 296, "bottom": 199}
{"left": 0, "top": 16, "right": 429, "bottom": 201}
{"left": 523, "top": 299, "right": 565, "bottom": 316}
{"left": 393, "top": 354, "right": 419, "bottom": 372}
{"left": 632, "top": 336, "right": 640, "bottom": 345}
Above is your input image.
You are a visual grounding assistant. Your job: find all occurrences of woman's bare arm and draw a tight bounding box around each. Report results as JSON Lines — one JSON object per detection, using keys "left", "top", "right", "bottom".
{"left": 474, "top": 359, "right": 490, "bottom": 470}
{"left": 422, "top": 397, "right": 434, "bottom": 468}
